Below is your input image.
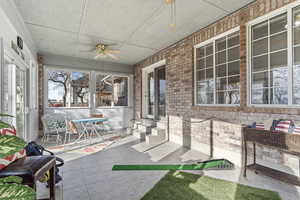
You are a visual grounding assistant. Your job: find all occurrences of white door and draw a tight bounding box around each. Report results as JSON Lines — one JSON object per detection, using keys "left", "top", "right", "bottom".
{"left": 2, "top": 56, "right": 27, "bottom": 140}
{"left": 15, "top": 66, "right": 26, "bottom": 140}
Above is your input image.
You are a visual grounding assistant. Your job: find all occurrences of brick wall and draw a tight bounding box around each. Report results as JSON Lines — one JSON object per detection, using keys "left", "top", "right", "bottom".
{"left": 134, "top": 0, "right": 300, "bottom": 174}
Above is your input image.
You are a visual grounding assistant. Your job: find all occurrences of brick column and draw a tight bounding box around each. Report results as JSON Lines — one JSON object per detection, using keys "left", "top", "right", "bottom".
{"left": 239, "top": 25, "right": 247, "bottom": 110}
{"left": 37, "top": 54, "right": 44, "bottom": 135}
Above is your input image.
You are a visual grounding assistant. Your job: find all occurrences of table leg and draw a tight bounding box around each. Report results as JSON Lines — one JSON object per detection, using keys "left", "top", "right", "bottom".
{"left": 243, "top": 141, "right": 247, "bottom": 177}
{"left": 92, "top": 123, "right": 101, "bottom": 138}
{"left": 253, "top": 142, "right": 256, "bottom": 164}
{"left": 49, "top": 166, "right": 56, "bottom": 200}
{"left": 74, "top": 122, "right": 88, "bottom": 143}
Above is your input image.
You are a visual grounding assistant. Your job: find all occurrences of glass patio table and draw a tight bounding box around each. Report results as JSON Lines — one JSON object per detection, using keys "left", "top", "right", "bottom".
{"left": 71, "top": 118, "right": 108, "bottom": 143}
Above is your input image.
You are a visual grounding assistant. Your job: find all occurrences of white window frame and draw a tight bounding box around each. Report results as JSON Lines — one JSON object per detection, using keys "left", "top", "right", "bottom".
{"left": 94, "top": 72, "right": 130, "bottom": 108}
{"left": 194, "top": 26, "right": 240, "bottom": 106}
{"left": 246, "top": 1, "right": 300, "bottom": 108}
{"left": 45, "top": 67, "right": 91, "bottom": 109}
{"left": 44, "top": 66, "right": 131, "bottom": 109}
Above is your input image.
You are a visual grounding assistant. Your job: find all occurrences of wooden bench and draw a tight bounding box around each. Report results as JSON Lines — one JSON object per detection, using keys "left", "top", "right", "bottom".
{"left": 0, "top": 156, "right": 56, "bottom": 200}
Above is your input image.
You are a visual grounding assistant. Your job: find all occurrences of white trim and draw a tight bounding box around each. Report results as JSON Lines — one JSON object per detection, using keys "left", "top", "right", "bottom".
{"left": 142, "top": 59, "right": 166, "bottom": 118}
{"left": 44, "top": 66, "right": 132, "bottom": 110}
{"left": 94, "top": 72, "right": 130, "bottom": 108}
{"left": 247, "top": 1, "right": 300, "bottom": 107}
{"left": 288, "top": 6, "right": 293, "bottom": 105}
{"left": 144, "top": 59, "right": 166, "bottom": 72}
{"left": 0, "top": 38, "right": 3, "bottom": 113}
{"left": 194, "top": 27, "right": 240, "bottom": 48}
{"left": 44, "top": 67, "right": 91, "bottom": 109}
{"left": 194, "top": 27, "right": 241, "bottom": 106}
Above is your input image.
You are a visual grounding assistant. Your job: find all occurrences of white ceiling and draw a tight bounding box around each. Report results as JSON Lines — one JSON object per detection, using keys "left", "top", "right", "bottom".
{"left": 14, "top": 0, "right": 254, "bottom": 65}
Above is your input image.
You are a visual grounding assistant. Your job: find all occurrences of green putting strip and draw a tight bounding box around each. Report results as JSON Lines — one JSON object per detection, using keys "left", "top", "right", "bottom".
{"left": 112, "top": 159, "right": 228, "bottom": 171}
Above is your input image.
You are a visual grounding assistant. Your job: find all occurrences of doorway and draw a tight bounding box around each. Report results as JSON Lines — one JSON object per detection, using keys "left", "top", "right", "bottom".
{"left": 142, "top": 61, "right": 166, "bottom": 120}
{"left": 2, "top": 55, "right": 27, "bottom": 140}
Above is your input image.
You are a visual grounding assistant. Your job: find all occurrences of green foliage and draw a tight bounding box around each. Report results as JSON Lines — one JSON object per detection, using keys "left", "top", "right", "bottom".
{"left": 0, "top": 176, "right": 36, "bottom": 200}
{"left": 0, "top": 113, "right": 14, "bottom": 129}
{"left": 0, "top": 114, "right": 14, "bottom": 118}
{"left": 0, "top": 121, "right": 12, "bottom": 129}
{"left": 0, "top": 183, "right": 36, "bottom": 200}
{"left": 0, "top": 135, "right": 26, "bottom": 159}
{"left": 0, "top": 114, "right": 35, "bottom": 199}
{"left": 0, "top": 176, "right": 23, "bottom": 184}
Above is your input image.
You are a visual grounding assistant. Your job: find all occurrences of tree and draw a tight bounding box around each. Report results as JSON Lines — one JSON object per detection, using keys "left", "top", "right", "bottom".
{"left": 74, "top": 87, "right": 88, "bottom": 104}
{"left": 48, "top": 71, "right": 69, "bottom": 106}
{"left": 71, "top": 74, "right": 89, "bottom": 105}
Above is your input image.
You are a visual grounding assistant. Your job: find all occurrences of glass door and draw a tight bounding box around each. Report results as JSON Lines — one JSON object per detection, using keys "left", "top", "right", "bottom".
{"left": 2, "top": 56, "right": 27, "bottom": 140}
{"left": 145, "top": 66, "right": 166, "bottom": 119}
{"left": 156, "top": 67, "right": 166, "bottom": 118}
{"left": 147, "top": 72, "right": 155, "bottom": 118}
{"left": 2, "top": 58, "right": 14, "bottom": 125}
{"left": 15, "top": 67, "right": 26, "bottom": 139}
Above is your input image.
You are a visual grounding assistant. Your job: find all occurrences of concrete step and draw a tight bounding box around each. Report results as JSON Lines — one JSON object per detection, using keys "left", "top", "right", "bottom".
{"left": 156, "top": 121, "right": 167, "bottom": 129}
{"left": 137, "top": 124, "right": 152, "bottom": 133}
{"left": 141, "top": 118, "right": 156, "bottom": 127}
{"left": 151, "top": 128, "right": 166, "bottom": 138}
{"left": 131, "top": 141, "right": 158, "bottom": 152}
{"left": 133, "top": 130, "right": 146, "bottom": 141}
{"left": 146, "top": 132, "right": 166, "bottom": 146}
{"left": 132, "top": 122, "right": 141, "bottom": 129}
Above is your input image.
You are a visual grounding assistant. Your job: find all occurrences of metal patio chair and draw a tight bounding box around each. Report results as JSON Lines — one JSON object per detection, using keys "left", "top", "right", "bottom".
{"left": 41, "top": 114, "right": 66, "bottom": 144}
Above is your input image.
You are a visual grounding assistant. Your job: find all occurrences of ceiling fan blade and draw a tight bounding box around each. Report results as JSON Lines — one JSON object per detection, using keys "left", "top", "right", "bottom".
{"left": 94, "top": 54, "right": 107, "bottom": 60}
{"left": 79, "top": 47, "right": 97, "bottom": 52}
{"left": 106, "top": 49, "right": 120, "bottom": 54}
{"left": 107, "top": 53, "right": 118, "bottom": 60}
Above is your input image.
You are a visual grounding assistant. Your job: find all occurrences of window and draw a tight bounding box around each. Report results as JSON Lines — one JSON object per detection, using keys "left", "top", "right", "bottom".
{"left": 47, "top": 70, "right": 90, "bottom": 107}
{"left": 293, "top": 6, "right": 300, "bottom": 104}
{"left": 96, "top": 74, "right": 128, "bottom": 107}
{"left": 70, "top": 72, "right": 89, "bottom": 107}
{"left": 113, "top": 77, "right": 128, "bottom": 106}
{"left": 250, "top": 13, "right": 288, "bottom": 105}
{"left": 195, "top": 29, "right": 240, "bottom": 105}
{"left": 249, "top": 5, "right": 300, "bottom": 106}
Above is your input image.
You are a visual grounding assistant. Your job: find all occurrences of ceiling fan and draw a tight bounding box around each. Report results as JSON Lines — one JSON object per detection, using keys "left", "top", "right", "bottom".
{"left": 81, "top": 42, "right": 120, "bottom": 60}
{"left": 90, "top": 43, "right": 120, "bottom": 60}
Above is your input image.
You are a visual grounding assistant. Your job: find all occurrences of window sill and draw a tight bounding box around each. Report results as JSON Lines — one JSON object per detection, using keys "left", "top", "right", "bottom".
{"left": 194, "top": 104, "right": 240, "bottom": 107}
{"left": 248, "top": 104, "right": 300, "bottom": 109}
{"left": 46, "top": 107, "right": 90, "bottom": 109}
{"left": 95, "top": 106, "right": 133, "bottom": 109}
{"left": 46, "top": 106, "right": 133, "bottom": 109}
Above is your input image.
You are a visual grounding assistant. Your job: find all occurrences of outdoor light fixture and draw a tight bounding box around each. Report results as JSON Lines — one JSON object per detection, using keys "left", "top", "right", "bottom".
{"left": 165, "top": 0, "right": 176, "bottom": 29}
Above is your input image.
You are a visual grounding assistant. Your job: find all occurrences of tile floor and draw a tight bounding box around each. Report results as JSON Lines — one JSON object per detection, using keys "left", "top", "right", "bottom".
{"left": 37, "top": 135, "right": 300, "bottom": 200}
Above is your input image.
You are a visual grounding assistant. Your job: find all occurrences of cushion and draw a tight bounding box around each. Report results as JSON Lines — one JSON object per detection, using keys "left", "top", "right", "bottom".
{"left": 0, "top": 127, "right": 16, "bottom": 136}
{"left": 252, "top": 122, "right": 265, "bottom": 130}
{"left": 274, "top": 120, "right": 294, "bottom": 133}
{"left": 293, "top": 126, "right": 300, "bottom": 134}
{"left": 0, "top": 129, "right": 26, "bottom": 170}
{"left": 263, "top": 119, "right": 275, "bottom": 131}
{"left": 293, "top": 121, "right": 300, "bottom": 134}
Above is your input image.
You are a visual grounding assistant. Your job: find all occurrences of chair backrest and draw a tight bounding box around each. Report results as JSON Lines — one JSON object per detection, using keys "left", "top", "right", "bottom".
{"left": 65, "top": 120, "right": 78, "bottom": 134}
{"left": 42, "top": 114, "right": 66, "bottom": 133}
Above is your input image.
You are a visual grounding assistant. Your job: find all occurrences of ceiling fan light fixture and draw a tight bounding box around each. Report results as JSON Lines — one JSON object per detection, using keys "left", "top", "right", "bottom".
{"left": 165, "top": 0, "right": 176, "bottom": 29}
{"left": 165, "top": 0, "right": 175, "bottom": 4}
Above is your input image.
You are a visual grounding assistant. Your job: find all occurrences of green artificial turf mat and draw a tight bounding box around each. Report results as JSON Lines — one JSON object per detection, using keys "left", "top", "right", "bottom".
{"left": 141, "top": 171, "right": 281, "bottom": 200}
{"left": 113, "top": 160, "right": 227, "bottom": 171}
